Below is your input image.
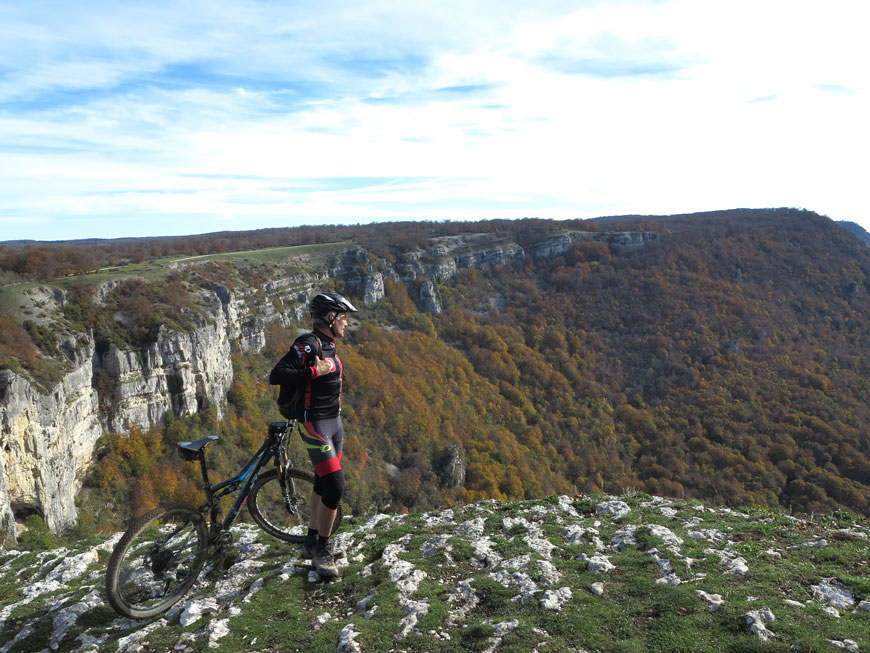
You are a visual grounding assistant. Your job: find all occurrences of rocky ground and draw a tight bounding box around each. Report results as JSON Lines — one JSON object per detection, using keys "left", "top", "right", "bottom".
{"left": 0, "top": 493, "right": 868, "bottom": 652}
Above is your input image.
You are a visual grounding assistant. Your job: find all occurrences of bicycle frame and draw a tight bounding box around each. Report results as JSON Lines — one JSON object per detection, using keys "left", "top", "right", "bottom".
{"left": 194, "top": 421, "right": 295, "bottom": 539}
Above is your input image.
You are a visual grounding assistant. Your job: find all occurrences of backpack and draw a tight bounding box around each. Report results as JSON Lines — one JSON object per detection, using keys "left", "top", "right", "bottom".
{"left": 276, "top": 332, "right": 322, "bottom": 420}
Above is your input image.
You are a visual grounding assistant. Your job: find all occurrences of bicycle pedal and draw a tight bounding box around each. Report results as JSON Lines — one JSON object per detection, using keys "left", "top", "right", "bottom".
{"left": 217, "top": 531, "right": 233, "bottom": 550}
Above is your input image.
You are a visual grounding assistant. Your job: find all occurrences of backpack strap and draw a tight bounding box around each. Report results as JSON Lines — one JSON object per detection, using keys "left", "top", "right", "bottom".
{"left": 276, "top": 332, "right": 323, "bottom": 418}
{"left": 301, "top": 332, "right": 324, "bottom": 418}
{"left": 293, "top": 331, "right": 323, "bottom": 367}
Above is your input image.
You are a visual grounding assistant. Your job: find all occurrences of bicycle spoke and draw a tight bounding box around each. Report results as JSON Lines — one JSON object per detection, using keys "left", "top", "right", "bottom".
{"left": 248, "top": 468, "right": 342, "bottom": 543}
{"left": 106, "top": 505, "right": 208, "bottom": 619}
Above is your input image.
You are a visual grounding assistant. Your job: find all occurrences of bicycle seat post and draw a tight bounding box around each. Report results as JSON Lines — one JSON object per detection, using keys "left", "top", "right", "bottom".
{"left": 198, "top": 452, "right": 221, "bottom": 528}
{"left": 198, "top": 451, "right": 212, "bottom": 490}
{"left": 177, "top": 436, "right": 219, "bottom": 491}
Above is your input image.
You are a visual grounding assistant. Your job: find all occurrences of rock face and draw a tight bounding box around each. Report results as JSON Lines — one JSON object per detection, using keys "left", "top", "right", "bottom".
{"left": 435, "top": 443, "right": 466, "bottom": 489}
{"left": 419, "top": 280, "right": 443, "bottom": 315}
{"left": 0, "top": 341, "right": 102, "bottom": 543}
{"left": 98, "top": 291, "right": 233, "bottom": 433}
{"left": 531, "top": 230, "right": 659, "bottom": 257}
{"left": 0, "top": 285, "right": 243, "bottom": 542}
{"left": 400, "top": 234, "right": 525, "bottom": 283}
{"left": 362, "top": 273, "right": 385, "bottom": 305}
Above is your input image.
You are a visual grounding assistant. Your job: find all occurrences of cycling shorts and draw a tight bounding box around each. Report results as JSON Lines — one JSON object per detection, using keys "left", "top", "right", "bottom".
{"left": 298, "top": 417, "right": 344, "bottom": 477}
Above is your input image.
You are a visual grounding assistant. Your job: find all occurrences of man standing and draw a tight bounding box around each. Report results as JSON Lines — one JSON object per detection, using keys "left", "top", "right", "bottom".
{"left": 269, "top": 292, "right": 358, "bottom": 578}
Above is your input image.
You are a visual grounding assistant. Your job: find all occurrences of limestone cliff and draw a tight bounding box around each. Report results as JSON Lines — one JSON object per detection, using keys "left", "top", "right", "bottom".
{"left": 0, "top": 286, "right": 243, "bottom": 543}
{"left": 531, "top": 229, "right": 659, "bottom": 257}
{"left": 0, "top": 341, "right": 101, "bottom": 546}
{"left": 401, "top": 233, "right": 526, "bottom": 282}
{"left": 97, "top": 289, "right": 233, "bottom": 433}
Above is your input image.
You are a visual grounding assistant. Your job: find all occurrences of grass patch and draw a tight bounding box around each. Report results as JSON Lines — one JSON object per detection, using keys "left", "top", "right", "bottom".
{"left": 0, "top": 282, "right": 40, "bottom": 313}
{"left": 172, "top": 241, "right": 353, "bottom": 266}
{"left": 1, "top": 241, "right": 351, "bottom": 317}
{"left": 5, "top": 619, "right": 52, "bottom": 653}
{"left": 48, "top": 241, "right": 353, "bottom": 292}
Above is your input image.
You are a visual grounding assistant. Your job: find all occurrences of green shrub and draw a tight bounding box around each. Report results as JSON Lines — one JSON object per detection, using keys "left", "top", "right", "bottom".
{"left": 66, "top": 510, "right": 98, "bottom": 541}
{"left": 17, "top": 514, "right": 55, "bottom": 551}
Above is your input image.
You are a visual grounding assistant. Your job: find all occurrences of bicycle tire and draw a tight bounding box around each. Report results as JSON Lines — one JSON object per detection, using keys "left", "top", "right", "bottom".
{"left": 105, "top": 503, "right": 209, "bottom": 619}
{"left": 248, "top": 468, "right": 343, "bottom": 543}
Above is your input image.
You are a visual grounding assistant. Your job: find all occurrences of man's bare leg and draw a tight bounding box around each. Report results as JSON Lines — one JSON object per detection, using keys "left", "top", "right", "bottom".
{"left": 309, "top": 492, "right": 337, "bottom": 536}
{"left": 310, "top": 492, "right": 340, "bottom": 577}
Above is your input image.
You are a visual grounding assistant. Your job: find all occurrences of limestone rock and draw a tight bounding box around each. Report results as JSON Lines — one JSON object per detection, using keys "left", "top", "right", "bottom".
{"left": 447, "top": 579, "right": 479, "bottom": 626}
{"left": 579, "top": 553, "right": 615, "bottom": 573}
{"left": 422, "top": 534, "right": 452, "bottom": 558}
{"left": 0, "top": 346, "right": 102, "bottom": 541}
{"left": 206, "top": 618, "right": 231, "bottom": 649}
{"left": 696, "top": 590, "right": 724, "bottom": 612}
{"left": 419, "top": 280, "right": 442, "bottom": 314}
{"left": 536, "top": 560, "right": 561, "bottom": 586}
{"left": 457, "top": 517, "right": 487, "bottom": 539}
{"left": 362, "top": 273, "right": 385, "bottom": 304}
{"left": 50, "top": 589, "right": 103, "bottom": 650}
{"left": 337, "top": 623, "right": 362, "bottom": 652}
{"left": 744, "top": 608, "right": 777, "bottom": 642}
{"left": 435, "top": 443, "right": 466, "bottom": 489}
{"left": 595, "top": 501, "right": 631, "bottom": 520}
{"left": 180, "top": 597, "right": 219, "bottom": 627}
{"left": 687, "top": 529, "right": 730, "bottom": 545}
{"left": 812, "top": 579, "right": 855, "bottom": 610}
{"left": 101, "top": 292, "right": 233, "bottom": 432}
{"left": 116, "top": 618, "right": 167, "bottom": 652}
{"left": 540, "top": 587, "right": 572, "bottom": 612}
{"left": 565, "top": 524, "right": 592, "bottom": 546}
{"left": 530, "top": 230, "right": 658, "bottom": 257}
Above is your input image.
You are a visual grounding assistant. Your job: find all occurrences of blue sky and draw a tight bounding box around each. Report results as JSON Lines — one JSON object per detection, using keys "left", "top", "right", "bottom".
{"left": 1, "top": 0, "right": 868, "bottom": 241}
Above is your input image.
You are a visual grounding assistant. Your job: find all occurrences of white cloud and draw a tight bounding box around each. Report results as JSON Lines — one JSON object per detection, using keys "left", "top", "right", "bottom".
{"left": 0, "top": 0, "right": 868, "bottom": 240}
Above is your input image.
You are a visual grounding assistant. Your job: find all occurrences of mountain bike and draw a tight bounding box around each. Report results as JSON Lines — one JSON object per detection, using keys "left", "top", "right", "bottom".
{"left": 105, "top": 420, "right": 342, "bottom": 619}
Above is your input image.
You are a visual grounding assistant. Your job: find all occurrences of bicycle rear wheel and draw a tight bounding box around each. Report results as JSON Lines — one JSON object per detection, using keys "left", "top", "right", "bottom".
{"left": 248, "top": 468, "right": 343, "bottom": 543}
{"left": 105, "top": 503, "right": 208, "bottom": 619}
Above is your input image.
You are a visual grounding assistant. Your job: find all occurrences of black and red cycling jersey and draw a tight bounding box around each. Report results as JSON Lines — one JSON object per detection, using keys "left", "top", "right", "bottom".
{"left": 269, "top": 331, "right": 343, "bottom": 422}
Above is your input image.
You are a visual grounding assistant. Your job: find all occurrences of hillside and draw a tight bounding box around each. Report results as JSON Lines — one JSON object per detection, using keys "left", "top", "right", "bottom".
{"left": 425, "top": 209, "right": 870, "bottom": 516}
{"left": 0, "top": 493, "right": 867, "bottom": 652}
{"left": 2, "top": 208, "right": 870, "bottom": 547}
{"left": 837, "top": 222, "right": 870, "bottom": 247}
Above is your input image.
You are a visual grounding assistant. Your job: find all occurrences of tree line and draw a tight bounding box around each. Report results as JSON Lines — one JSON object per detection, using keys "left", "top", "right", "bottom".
{"left": 0, "top": 217, "right": 602, "bottom": 281}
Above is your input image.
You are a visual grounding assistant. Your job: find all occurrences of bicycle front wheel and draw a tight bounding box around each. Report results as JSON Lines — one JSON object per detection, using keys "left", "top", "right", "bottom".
{"left": 248, "top": 468, "right": 343, "bottom": 543}
{"left": 105, "top": 503, "right": 208, "bottom": 619}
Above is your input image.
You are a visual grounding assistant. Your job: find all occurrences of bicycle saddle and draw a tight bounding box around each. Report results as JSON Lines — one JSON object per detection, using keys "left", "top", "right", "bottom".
{"left": 177, "top": 435, "right": 219, "bottom": 461}
{"left": 268, "top": 421, "right": 292, "bottom": 435}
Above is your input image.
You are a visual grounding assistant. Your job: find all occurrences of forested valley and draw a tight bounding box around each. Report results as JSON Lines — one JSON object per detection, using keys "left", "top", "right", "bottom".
{"left": 3, "top": 209, "right": 869, "bottom": 538}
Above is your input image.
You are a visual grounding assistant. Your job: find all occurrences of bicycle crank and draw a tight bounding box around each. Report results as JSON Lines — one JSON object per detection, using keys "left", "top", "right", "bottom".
{"left": 216, "top": 530, "right": 233, "bottom": 552}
